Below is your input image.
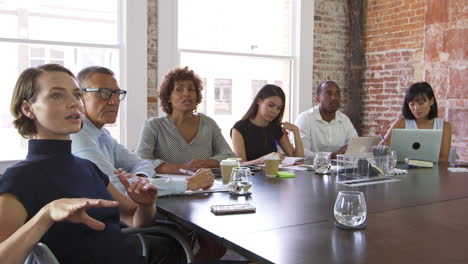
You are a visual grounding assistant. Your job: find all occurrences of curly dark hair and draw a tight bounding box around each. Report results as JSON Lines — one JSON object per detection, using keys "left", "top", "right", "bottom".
{"left": 159, "top": 66, "right": 203, "bottom": 114}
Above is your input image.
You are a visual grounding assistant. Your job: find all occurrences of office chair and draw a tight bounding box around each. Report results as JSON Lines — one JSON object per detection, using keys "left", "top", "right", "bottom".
{"left": 122, "top": 223, "right": 194, "bottom": 263}
{"left": 24, "top": 224, "right": 194, "bottom": 264}
{"left": 24, "top": 243, "right": 59, "bottom": 264}
{"left": 449, "top": 147, "right": 459, "bottom": 163}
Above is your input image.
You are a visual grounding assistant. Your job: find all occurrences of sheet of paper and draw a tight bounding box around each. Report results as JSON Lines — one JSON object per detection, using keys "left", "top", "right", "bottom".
{"left": 156, "top": 174, "right": 230, "bottom": 196}
{"left": 279, "top": 165, "right": 311, "bottom": 171}
{"left": 281, "top": 157, "right": 304, "bottom": 166}
{"left": 448, "top": 167, "right": 468, "bottom": 173}
{"left": 183, "top": 181, "right": 230, "bottom": 195}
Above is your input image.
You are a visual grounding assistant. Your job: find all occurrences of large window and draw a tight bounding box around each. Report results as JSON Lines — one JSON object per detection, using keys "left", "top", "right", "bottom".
{"left": 0, "top": 0, "right": 149, "bottom": 166}
{"left": 179, "top": 0, "right": 293, "bottom": 142}
{"left": 159, "top": 0, "right": 314, "bottom": 144}
{"left": 0, "top": 0, "right": 120, "bottom": 162}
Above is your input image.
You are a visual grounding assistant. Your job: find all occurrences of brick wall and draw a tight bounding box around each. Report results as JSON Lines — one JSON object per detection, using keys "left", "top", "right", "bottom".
{"left": 313, "top": 0, "right": 350, "bottom": 105}
{"left": 363, "top": 0, "right": 468, "bottom": 161}
{"left": 363, "top": 0, "right": 425, "bottom": 136}
{"left": 147, "top": 0, "right": 158, "bottom": 118}
{"left": 423, "top": 0, "right": 468, "bottom": 161}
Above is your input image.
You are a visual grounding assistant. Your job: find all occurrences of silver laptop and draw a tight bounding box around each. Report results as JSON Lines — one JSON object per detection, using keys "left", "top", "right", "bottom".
{"left": 390, "top": 129, "right": 442, "bottom": 162}
{"left": 345, "top": 136, "right": 381, "bottom": 154}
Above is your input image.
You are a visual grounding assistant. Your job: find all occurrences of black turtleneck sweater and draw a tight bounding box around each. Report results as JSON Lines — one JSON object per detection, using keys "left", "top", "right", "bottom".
{"left": 0, "top": 140, "right": 141, "bottom": 264}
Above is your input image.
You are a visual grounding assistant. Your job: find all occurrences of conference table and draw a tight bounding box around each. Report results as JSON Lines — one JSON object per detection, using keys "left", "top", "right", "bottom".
{"left": 156, "top": 164, "right": 468, "bottom": 264}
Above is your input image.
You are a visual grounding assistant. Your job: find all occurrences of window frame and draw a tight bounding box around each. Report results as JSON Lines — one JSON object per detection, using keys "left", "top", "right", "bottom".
{"left": 157, "top": 0, "right": 314, "bottom": 120}
{"left": 0, "top": 0, "right": 148, "bottom": 172}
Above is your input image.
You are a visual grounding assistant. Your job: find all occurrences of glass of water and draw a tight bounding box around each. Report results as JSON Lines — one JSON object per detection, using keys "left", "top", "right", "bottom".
{"left": 334, "top": 191, "right": 367, "bottom": 228}
{"left": 228, "top": 167, "right": 252, "bottom": 196}
{"left": 388, "top": 150, "right": 397, "bottom": 175}
{"left": 314, "top": 152, "right": 331, "bottom": 171}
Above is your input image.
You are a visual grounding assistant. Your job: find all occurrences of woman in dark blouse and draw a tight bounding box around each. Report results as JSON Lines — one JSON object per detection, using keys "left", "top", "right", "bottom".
{"left": 231, "top": 84, "right": 304, "bottom": 165}
{"left": 0, "top": 64, "right": 157, "bottom": 264}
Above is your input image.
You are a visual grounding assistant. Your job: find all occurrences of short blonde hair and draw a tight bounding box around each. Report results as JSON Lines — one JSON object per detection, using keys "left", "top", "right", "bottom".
{"left": 10, "top": 64, "right": 75, "bottom": 138}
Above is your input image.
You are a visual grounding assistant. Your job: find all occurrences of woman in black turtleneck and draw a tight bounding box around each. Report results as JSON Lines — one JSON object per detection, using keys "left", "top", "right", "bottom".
{"left": 0, "top": 64, "right": 158, "bottom": 264}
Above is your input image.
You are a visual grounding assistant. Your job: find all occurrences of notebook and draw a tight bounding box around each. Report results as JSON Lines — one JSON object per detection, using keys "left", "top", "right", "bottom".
{"left": 390, "top": 129, "right": 442, "bottom": 162}
{"left": 345, "top": 136, "right": 381, "bottom": 154}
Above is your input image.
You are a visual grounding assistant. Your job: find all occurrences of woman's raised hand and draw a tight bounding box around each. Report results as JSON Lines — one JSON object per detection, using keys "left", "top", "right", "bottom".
{"left": 281, "top": 122, "right": 299, "bottom": 133}
{"left": 46, "top": 198, "right": 119, "bottom": 231}
{"left": 115, "top": 168, "right": 158, "bottom": 206}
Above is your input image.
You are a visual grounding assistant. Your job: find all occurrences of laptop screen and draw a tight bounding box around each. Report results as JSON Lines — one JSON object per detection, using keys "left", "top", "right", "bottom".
{"left": 390, "top": 129, "right": 442, "bottom": 162}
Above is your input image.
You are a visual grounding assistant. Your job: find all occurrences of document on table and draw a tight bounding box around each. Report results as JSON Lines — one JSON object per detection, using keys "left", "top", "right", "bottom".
{"left": 448, "top": 167, "right": 468, "bottom": 173}
{"left": 281, "top": 157, "right": 304, "bottom": 166}
{"left": 156, "top": 174, "right": 230, "bottom": 196}
{"left": 259, "top": 157, "right": 304, "bottom": 168}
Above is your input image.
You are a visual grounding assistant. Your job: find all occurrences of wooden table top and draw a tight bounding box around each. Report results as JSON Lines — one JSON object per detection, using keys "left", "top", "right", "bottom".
{"left": 156, "top": 163, "right": 468, "bottom": 263}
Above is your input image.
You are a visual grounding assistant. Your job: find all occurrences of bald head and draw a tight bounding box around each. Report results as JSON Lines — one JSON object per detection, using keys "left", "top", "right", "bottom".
{"left": 316, "top": 80, "right": 341, "bottom": 114}
{"left": 316, "top": 81, "right": 339, "bottom": 96}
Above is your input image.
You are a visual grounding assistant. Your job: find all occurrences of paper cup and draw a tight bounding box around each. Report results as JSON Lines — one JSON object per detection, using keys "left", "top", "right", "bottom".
{"left": 220, "top": 159, "right": 239, "bottom": 184}
{"left": 264, "top": 154, "right": 281, "bottom": 177}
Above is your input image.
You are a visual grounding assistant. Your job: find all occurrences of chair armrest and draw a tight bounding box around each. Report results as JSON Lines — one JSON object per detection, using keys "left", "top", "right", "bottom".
{"left": 24, "top": 243, "right": 60, "bottom": 264}
{"left": 122, "top": 225, "right": 193, "bottom": 263}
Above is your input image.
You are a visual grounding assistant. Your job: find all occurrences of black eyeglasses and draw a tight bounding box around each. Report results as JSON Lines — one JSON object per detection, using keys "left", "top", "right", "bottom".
{"left": 81, "top": 88, "right": 127, "bottom": 101}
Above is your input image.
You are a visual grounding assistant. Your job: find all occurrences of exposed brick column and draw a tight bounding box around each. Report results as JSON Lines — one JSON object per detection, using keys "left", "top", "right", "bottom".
{"left": 147, "top": 0, "right": 158, "bottom": 118}
{"left": 313, "top": 0, "right": 350, "bottom": 108}
{"left": 346, "top": 0, "right": 365, "bottom": 133}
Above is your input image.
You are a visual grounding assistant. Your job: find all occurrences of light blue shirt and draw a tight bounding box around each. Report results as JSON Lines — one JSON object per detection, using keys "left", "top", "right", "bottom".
{"left": 71, "top": 117, "right": 187, "bottom": 196}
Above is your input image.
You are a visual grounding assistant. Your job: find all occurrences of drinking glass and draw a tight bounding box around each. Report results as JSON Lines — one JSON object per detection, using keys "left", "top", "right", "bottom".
{"left": 334, "top": 191, "right": 367, "bottom": 227}
{"left": 314, "top": 152, "right": 331, "bottom": 171}
{"left": 228, "top": 167, "right": 252, "bottom": 196}
{"left": 388, "top": 150, "right": 397, "bottom": 174}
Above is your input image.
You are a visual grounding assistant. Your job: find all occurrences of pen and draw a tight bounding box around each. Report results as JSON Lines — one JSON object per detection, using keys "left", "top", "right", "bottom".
{"left": 179, "top": 168, "right": 195, "bottom": 176}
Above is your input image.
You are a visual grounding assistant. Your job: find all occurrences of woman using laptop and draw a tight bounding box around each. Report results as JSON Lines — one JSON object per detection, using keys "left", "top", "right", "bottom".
{"left": 231, "top": 84, "right": 304, "bottom": 165}
{"left": 383, "top": 82, "right": 452, "bottom": 162}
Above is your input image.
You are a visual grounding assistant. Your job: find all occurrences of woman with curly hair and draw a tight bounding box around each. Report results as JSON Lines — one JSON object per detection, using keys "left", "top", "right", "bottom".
{"left": 136, "top": 66, "right": 235, "bottom": 174}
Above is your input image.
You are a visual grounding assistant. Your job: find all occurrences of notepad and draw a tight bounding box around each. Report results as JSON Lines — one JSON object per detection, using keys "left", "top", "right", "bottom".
{"left": 277, "top": 171, "right": 296, "bottom": 178}
{"left": 405, "top": 158, "right": 433, "bottom": 168}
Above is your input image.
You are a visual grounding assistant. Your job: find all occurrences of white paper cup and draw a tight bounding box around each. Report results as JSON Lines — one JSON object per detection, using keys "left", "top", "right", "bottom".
{"left": 220, "top": 159, "right": 239, "bottom": 184}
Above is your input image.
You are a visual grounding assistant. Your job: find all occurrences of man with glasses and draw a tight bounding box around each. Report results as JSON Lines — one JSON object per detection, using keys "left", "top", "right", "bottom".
{"left": 71, "top": 66, "right": 214, "bottom": 195}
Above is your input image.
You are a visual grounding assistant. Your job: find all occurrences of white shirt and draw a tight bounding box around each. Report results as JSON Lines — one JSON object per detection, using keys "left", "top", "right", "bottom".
{"left": 295, "top": 105, "right": 358, "bottom": 159}
{"left": 71, "top": 117, "right": 187, "bottom": 195}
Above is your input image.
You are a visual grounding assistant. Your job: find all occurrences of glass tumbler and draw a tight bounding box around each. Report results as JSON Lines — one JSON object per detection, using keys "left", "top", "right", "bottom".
{"left": 388, "top": 150, "right": 398, "bottom": 174}
{"left": 314, "top": 152, "right": 331, "bottom": 171}
{"left": 334, "top": 191, "right": 367, "bottom": 227}
{"left": 228, "top": 167, "right": 252, "bottom": 196}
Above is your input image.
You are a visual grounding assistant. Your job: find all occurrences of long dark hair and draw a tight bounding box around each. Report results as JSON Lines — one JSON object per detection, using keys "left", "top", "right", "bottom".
{"left": 242, "top": 84, "right": 285, "bottom": 125}
{"left": 402, "top": 82, "right": 438, "bottom": 119}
